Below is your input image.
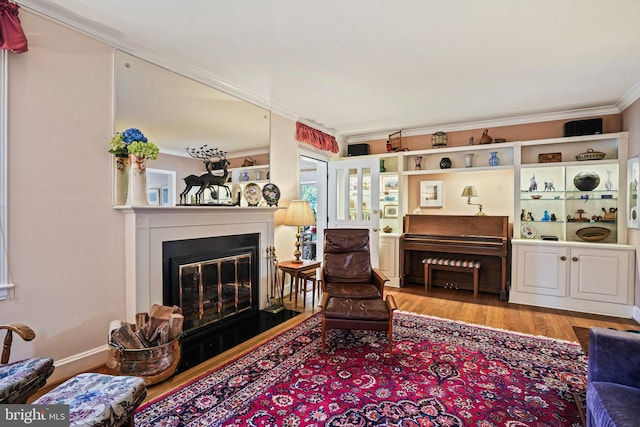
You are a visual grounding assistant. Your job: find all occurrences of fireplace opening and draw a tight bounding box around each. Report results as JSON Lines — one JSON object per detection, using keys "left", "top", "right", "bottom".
{"left": 163, "top": 233, "right": 300, "bottom": 372}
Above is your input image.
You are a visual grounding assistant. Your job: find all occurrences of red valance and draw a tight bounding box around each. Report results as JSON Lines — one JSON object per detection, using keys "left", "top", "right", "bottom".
{"left": 296, "top": 122, "right": 339, "bottom": 153}
{"left": 0, "top": 0, "right": 27, "bottom": 54}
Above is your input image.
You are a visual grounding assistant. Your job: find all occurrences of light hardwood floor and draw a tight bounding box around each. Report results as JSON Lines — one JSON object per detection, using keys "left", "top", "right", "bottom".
{"left": 31, "top": 284, "right": 639, "bottom": 403}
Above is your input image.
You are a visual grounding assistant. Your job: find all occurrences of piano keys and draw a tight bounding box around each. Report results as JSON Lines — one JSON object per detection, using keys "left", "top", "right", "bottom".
{"left": 400, "top": 215, "right": 511, "bottom": 300}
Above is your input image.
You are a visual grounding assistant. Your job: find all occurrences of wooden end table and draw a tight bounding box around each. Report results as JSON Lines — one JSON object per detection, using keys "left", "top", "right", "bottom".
{"left": 278, "top": 260, "right": 321, "bottom": 308}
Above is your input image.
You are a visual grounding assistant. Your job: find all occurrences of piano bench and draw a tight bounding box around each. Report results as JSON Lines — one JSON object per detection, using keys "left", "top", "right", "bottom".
{"left": 422, "top": 257, "right": 482, "bottom": 297}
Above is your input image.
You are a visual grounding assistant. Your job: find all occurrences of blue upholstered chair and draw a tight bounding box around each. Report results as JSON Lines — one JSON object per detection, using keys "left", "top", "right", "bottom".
{"left": 586, "top": 327, "right": 640, "bottom": 427}
{"left": 0, "top": 323, "right": 54, "bottom": 403}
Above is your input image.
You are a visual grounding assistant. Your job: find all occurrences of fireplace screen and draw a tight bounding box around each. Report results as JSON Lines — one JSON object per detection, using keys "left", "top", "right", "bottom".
{"left": 178, "top": 253, "right": 252, "bottom": 333}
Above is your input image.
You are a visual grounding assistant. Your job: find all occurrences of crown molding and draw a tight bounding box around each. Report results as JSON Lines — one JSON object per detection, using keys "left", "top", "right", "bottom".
{"left": 616, "top": 80, "right": 640, "bottom": 112}
{"left": 344, "top": 105, "right": 622, "bottom": 144}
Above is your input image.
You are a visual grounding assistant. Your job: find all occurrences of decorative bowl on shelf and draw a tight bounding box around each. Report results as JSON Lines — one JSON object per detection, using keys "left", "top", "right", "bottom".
{"left": 573, "top": 171, "right": 600, "bottom": 191}
{"left": 530, "top": 194, "right": 542, "bottom": 199}
{"left": 576, "top": 226, "right": 611, "bottom": 242}
{"left": 575, "top": 148, "right": 606, "bottom": 161}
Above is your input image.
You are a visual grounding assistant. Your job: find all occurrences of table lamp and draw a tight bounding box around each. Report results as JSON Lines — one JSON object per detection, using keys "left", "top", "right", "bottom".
{"left": 461, "top": 185, "right": 486, "bottom": 216}
{"left": 283, "top": 200, "right": 316, "bottom": 263}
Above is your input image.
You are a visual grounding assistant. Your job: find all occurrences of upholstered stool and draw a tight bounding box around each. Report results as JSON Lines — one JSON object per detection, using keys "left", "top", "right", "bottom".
{"left": 0, "top": 357, "right": 55, "bottom": 403}
{"left": 423, "top": 257, "right": 481, "bottom": 297}
{"left": 34, "top": 373, "right": 146, "bottom": 427}
{"left": 321, "top": 294, "right": 397, "bottom": 354}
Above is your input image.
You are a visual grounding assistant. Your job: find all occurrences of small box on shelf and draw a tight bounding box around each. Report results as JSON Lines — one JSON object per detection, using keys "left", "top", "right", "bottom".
{"left": 538, "top": 152, "right": 562, "bottom": 163}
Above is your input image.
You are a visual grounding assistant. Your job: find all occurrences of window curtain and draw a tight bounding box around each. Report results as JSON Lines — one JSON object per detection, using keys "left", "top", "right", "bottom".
{"left": 296, "top": 122, "right": 339, "bottom": 153}
{"left": 0, "top": 0, "right": 27, "bottom": 54}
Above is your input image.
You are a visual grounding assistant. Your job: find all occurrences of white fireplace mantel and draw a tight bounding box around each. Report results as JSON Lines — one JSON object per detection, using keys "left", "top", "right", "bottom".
{"left": 116, "top": 206, "right": 278, "bottom": 321}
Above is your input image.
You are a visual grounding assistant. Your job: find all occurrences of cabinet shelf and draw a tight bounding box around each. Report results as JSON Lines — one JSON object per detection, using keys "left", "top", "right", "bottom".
{"left": 517, "top": 133, "right": 627, "bottom": 243}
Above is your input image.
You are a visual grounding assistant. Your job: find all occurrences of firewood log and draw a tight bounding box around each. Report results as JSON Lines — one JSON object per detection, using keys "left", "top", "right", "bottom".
{"left": 168, "top": 313, "right": 184, "bottom": 341}
{"left": 110, "top": 323, "right": 145, "bottom": 349}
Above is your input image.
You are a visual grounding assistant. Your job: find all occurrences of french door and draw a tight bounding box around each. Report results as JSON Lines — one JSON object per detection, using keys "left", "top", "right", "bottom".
{"left": 328, "top": 156, "right": 381, "bottom": 266}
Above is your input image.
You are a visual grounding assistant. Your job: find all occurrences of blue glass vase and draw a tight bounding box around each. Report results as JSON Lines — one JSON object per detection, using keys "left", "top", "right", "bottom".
{"left": 489, "top": 151, "right": 499, "bottom": 166}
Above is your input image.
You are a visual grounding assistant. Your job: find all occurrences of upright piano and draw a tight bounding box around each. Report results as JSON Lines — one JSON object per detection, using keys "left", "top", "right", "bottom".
{"left": 400, "top": 215, "right": 511, "bottom": 300}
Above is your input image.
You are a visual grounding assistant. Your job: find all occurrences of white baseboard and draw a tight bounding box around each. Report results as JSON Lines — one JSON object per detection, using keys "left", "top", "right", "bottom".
{"left": 47, "top": 345, "right": 109, "bottom": 385}
{"left": 633, "top": 305, "right": 640, "bottom": 324}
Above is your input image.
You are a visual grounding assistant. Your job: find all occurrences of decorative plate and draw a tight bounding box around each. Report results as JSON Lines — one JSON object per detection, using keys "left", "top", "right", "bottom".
{"left": 243, "top": 183, "right": 262, "bottom": 206}
{"left": 261, "top": 183, "right": 281, "bottom": 206}
{"left": 521, "top": 224, "right": 536, "bottom": 238}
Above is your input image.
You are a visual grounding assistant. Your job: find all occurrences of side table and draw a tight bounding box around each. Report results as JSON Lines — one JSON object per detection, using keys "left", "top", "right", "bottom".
{"left": 278, "top": 260, "right": 321, "bottom": 308}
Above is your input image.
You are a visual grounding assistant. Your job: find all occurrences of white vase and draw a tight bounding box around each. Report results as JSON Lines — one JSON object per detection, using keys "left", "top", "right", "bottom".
{"left": 125, "top": 154, "right": 149, "bottom": 206}
{"left": 463, "top": 153, "right": 474, "bottom": 168}
{"left": 113, "top": 155, "right": 129, "bottom": 205}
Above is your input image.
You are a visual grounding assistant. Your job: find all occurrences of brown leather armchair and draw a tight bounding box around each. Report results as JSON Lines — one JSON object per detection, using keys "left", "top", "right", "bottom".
{"left": 0, "top": 323, "right": 55, "bottom": 403}
{"left": 318, "top": 229, "right": 396, "bottom": 353}
{"left": 317, "top": 228, "right": 388, "bottom": 299}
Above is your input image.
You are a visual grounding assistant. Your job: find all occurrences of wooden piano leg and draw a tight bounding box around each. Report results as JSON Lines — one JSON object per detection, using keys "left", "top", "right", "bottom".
{"left": 423, "top": 264, "right": 432, "bottom": 292}
{"left": 473, "top": 267, "right": 479, "bottom": 298}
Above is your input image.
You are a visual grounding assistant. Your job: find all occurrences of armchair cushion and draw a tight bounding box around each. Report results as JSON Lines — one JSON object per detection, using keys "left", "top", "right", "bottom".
{"left": 0, "top": 356, "right": 55, "bottom": 403}
{"left": 586, "top": 327, "right": 640, "bottom": 427}
{"left": 323, "top": 230, "right": 372, "bottom": 283}
{"left": 587, "top": 382, "right": 640, "bottom": 427}
{"left": 324, "top": 282, "right": 381, "bottom": 299}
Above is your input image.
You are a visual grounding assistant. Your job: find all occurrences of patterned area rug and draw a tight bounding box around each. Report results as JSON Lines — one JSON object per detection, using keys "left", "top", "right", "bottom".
{"left": 136, "top": 311, "right": 587, "bottom": 427}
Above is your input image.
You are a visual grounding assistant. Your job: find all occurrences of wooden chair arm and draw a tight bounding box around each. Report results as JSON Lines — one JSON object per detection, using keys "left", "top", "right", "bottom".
{"left": 385, "top": 294, "right": 398, "bottom": 312}
{"left": 2, "top": 323, "right": 36, "bottom": 364}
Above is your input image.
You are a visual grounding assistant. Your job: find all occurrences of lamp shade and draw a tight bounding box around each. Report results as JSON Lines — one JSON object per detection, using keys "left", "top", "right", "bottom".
{"left": 461, "top": 186, "right": 478, "bottom": 198}
{"left": 284, "top": 200, "right": 315, "bottom": 226}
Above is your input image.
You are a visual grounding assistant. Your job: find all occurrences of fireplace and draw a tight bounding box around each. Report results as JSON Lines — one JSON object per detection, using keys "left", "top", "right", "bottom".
{"left": 119, "top": 206, "right": 299, "bottom": 371}
{"left": 162, "top": 233, "right": 260, "bottom": 335}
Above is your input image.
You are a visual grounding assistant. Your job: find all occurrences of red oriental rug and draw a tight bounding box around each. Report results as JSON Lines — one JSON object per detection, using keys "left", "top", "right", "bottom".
{"left": 135, "top": 311, "right": 587, "bottom": 427}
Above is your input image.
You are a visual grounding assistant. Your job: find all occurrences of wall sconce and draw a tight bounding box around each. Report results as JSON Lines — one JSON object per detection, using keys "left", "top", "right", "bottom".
{"left": 461, "top": 186, "right": 487, "bottom": 216}
{"left": 283, "top": 200, "right": 316, "bottom": 263}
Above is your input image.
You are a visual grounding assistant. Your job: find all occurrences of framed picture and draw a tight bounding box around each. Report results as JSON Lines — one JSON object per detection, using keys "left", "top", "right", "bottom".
{"left": 382, "top": 175, "right": 399, "bottom": 192}
{"left": 161, "top": 185, "right": 170, "bottom": 206}
{"left": 147, "top": 188, "right": 160, "bottom": 206}
{"left": 383, "top": 204, "right": 398, "bottom": 218}
{"left": 420, "top": 180, "right": 443, "bottom": 208}
{"left": 388, "top": 131, "right": 401, "bottom": 152}
{"left": 627, "top": 156, "right": 639, "bottom": 228}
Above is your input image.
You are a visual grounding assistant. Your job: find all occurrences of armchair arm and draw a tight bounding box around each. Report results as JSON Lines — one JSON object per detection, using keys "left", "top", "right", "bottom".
{"left": 372, "top": 268, "right": 389, "bottom": 297}
{"left": 588, "top": 327, "right": 640, "bottom": 388}
{"left": 1, "top": 323, "right": 36, "bottom": 364}
{"left": 385, "top": 294, "right": 397, "bottom": 312}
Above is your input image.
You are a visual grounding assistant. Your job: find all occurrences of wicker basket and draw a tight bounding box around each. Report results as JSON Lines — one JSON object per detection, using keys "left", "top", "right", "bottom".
{"left": 575, "top": 148, "right": 606, "bottom": 161}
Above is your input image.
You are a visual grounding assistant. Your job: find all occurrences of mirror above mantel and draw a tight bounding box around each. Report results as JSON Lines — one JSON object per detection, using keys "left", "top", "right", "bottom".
{"left": 114, "top": 51, "right": 271, "bottom": 205}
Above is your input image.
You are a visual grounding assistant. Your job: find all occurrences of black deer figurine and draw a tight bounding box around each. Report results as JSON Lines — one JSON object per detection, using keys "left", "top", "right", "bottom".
{"left": 179, "top": 146, "right": 231, "bottom": 204}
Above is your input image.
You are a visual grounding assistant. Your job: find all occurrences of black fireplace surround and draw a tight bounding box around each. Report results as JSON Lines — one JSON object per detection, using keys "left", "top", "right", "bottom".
{"left": 162, "top": 233, "right": 299, "bottom": 372}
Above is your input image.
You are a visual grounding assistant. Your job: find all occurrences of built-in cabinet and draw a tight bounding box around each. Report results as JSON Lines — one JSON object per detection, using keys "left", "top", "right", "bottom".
{"left": 511, "top": 240, "right": 635, "bottom": 317}
{"left": 346, "top": 131, "right": 634, "bottom": 317}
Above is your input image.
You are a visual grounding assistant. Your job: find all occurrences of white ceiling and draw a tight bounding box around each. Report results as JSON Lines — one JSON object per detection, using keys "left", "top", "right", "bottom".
{"left": 18, "top": 0, "right": 640, "bottom": 143}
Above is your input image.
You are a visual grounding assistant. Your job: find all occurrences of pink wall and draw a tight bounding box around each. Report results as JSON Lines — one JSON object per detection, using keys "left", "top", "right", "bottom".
{"left": 622, "top": 99, "right": 640, "bottom": 308}
{"left": 364, "top": 115, "right": 621, "bottom": 154}
{"left": 3, "top": 11, "right": 121, "bottom": 380}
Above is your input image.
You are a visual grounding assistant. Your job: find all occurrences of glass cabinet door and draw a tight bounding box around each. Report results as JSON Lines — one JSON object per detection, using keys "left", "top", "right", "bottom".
{"left": 328, "top": 157, "right": 380, "bottom": 265}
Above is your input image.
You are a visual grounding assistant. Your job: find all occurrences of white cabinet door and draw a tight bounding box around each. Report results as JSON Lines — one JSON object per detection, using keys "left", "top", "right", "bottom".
{"left": 569, "top": 247, "right": 631, "bottom": 304}
{"left": 515, "top": 243, "right": 568, "bottom": 297}
{"left": 328, "top": 157, "right": 381, "bottom": 266}
{"left": 378, "top": 234, "right": 399, "bottom": 286}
